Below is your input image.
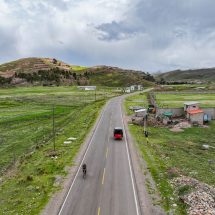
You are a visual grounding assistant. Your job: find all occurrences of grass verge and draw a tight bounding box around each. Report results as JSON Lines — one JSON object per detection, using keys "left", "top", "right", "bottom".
{"left": 0, "top": 86, "right": 120, "bottom": 214}
{"left": 0, "top": 100, "right": 105, "bottom": 214}
{"left": 124, "top": 92, "right": 215, "bottom": 214}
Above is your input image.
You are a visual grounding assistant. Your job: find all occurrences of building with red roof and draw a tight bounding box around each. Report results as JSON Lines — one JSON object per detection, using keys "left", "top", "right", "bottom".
{"left": 185, "top": 102, "right": 204, "bottom": 125}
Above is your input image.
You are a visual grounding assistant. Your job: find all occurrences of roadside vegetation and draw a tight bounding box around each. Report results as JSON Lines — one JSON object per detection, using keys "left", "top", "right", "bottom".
{"left": 0, "top": 86, "right": 121, "bottom": 214}
{"left": 124, "top": 92, "right": 215, "bottom": 214}
{"left": 124, "top": 92, "right": 148, "bottom": 115}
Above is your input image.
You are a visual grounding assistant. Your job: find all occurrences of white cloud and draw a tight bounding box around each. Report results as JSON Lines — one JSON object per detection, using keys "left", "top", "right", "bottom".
{"left": 1, "top": 0, "right": 215, "bottom": 72}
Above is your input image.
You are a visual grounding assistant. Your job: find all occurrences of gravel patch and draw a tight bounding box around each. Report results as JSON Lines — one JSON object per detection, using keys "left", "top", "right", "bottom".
{"left": 172, "top": 176, "right": 215, "bottom": 215}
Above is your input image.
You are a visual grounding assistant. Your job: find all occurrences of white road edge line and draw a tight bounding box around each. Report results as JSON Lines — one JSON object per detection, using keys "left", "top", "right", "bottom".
{"left": 120, "top": 101, "right": 140, "bottom": 215}
{"left": 58, "top": 102, "right": 108, "bottom": 215}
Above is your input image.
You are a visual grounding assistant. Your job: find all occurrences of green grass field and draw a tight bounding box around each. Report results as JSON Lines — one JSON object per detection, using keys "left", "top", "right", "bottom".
{"left": 70, "top": 65, "right": 88, "bottom": 71}
{"left": 155, "top": 93, "right": 215, "bottom": 108}
{"left": 156, "top": 84, "right": 213, "bottom": 91}
{"left": 0, "top": 86, "right": 121, "bottom": 214}
{"left": 125, "top": 92, "right": 215, "bottom": 214}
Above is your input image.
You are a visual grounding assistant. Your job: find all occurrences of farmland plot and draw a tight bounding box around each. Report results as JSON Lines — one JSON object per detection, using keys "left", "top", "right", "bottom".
{"left": 155, "top": 93, "right": 215, "bottom": 108}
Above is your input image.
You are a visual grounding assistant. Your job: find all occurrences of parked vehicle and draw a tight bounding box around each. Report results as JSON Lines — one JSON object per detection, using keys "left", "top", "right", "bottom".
{"left": 113, "top": 127, "right": 123, "bottom": 140}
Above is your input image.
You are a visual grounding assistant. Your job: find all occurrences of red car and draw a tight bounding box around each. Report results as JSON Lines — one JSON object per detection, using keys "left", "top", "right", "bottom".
{"left": 113, "top": 127, "right": 123, "bottom": 140}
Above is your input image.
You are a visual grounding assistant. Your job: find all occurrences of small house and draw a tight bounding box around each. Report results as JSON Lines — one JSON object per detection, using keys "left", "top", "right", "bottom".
{"left": 127, "top": 85, "right": 143, "bottom": 92}
{"left": 130, "top": 85, "right": 136, "bottom": 91}
{"left": 186, "top": 109, "right": 204, "bottom": 125}
{"left": 125, "top": 87, "right": 131, "bottom": 93}
{"left": 135, "top": 109, "right": 147, "bottom": 117}
{"left": 184, "top": 102, "right": 199, "bottom": 112}
{"left": 78, "top": 86, "right": 96, "bottom": 91}
{"left": 137, "top": 85, "right": 143, "bottom": 91}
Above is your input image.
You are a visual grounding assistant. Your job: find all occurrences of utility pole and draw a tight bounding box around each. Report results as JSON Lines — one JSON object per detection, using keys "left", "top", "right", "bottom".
{"left": 52, "top": 104, "right": 56, "bottom": 151}
{"left": 144, "top": 115, "right": 147, "bottom": 133}
{"left": 144, "top": 114, "right": 149, "bottom": 143}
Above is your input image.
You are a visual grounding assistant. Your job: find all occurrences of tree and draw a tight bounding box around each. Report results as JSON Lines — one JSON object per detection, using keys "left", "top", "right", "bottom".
{"left": 73, "top": 73, "right": 77, "bottom": 80}
{"left": 144, "top": 72, "right": 155, "bottom": 82}
{"left": 160, "top": 78, "right": 166, "bottom": 84}
{"left": 52, "top": 58, "right": 57, "bottom": 64}
{"left": 84, "top": 71, "right": 89, "bottom": 79}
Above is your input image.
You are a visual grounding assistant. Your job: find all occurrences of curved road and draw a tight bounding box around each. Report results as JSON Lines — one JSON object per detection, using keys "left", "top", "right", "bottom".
{"left": 58, "top": 96, "right": 140, "bottom": 215}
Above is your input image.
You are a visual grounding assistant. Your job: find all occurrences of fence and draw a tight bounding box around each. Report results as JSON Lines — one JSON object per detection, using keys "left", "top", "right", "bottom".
{"left": 156, "top": 108, "right": 184, "bottom": 117}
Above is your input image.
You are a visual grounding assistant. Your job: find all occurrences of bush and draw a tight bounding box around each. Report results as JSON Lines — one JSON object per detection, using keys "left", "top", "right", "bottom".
{"left": 177, "top": 185, "right": 192, "bottom": 196}
{"left": 26, "top": 175, "right": 33, "bottom": 181}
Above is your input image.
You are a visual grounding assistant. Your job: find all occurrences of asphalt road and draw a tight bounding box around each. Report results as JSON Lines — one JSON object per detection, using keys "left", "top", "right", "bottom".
{"left": 58, "top": 96, "right": 140, "bottom": 215}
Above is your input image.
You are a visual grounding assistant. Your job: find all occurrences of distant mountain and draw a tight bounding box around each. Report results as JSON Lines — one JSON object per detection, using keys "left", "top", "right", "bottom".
{"left": 156, "top": 68, "right": 215, "bottom": 83}
{"left": 0, "top": 58, "right": 155, "bottom": 87}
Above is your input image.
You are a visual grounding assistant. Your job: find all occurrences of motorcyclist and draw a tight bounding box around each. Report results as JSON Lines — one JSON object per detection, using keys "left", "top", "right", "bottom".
{"left": 82, "top": 163, "right": 87, "bottom": 177}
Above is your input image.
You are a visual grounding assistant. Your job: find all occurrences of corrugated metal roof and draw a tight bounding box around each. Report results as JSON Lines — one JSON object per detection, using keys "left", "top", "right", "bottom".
{"left": 135, "top": 109, "right": 146, "bottom": 113}
{"left": 163, "top": 112, "right": 173, "bottom": 117}
{"left": 184, "top": 101, "right": 199, "bottom": 105}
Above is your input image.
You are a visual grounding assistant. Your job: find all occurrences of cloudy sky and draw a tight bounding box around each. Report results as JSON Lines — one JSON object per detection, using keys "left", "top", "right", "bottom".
{"left": 0, "top": 0, "right": 215, "bottom": 72}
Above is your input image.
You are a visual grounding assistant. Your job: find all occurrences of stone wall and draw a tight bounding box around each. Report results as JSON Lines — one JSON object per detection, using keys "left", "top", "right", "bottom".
{"left": 156, "top": 107, "right": 215, "bottom": 119}
{"left": 203, "top": 108, "right": 215, "bottom": 120}
{"left": 154, "top": 91, "right": 215, "bottom": 119}
{"left": 156, "top": 108, "right": 184, "bottom": 117}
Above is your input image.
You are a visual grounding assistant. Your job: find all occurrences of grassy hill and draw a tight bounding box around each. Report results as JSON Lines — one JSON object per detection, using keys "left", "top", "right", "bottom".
{"left": 85, "top": 66, "right": 154, "bottom": 87}
{"left": 0, "top": 58, "right": 72, "bottom": 74}
{"left": 0, "top": 58, "right": 154, "bottom": 87}
{"left": 156, "top": 68, "right": 215, "bottom": 83}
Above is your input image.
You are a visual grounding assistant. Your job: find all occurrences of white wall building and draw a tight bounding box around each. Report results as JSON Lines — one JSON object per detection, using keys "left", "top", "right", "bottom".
{"left": 129, "top": 85, "right": 143, "bottom": 91}
{"left": 135, "top": 109, "right": 147, "bottom": 117}
{"left": 130, "top": 85, "right": 136, "bottom": 91}
{"left": 78, "top": 86, "right": 96, "bottom": 91}
{"left": 184, "top": 102, "right": 199, "bottom": 112}
{"left": 137, "top": 85, "right": 143, "bottom": 91}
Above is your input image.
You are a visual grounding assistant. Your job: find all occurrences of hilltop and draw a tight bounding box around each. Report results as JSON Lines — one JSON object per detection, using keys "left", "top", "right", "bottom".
{"left": 156, "top": 68, "right": 215, "bottom": 83}
{"left": 0, "top": 58, "right": 155, "bottom": 87}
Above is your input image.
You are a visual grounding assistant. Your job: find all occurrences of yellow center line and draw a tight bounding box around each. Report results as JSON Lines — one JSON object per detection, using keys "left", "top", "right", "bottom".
{"left": 106, "top": 147, "right": 109, "bottom": 158}
{"left": 102, "top": 168, "right": 106, "bottom": 185}
{"left": 98, "top": 207, "right": 100, "bottom": 215}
